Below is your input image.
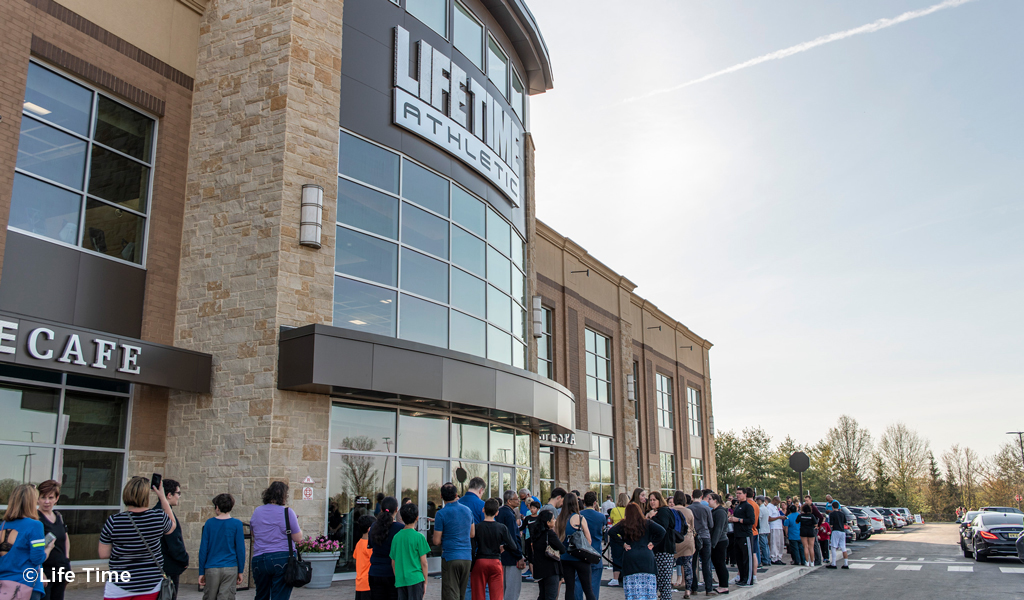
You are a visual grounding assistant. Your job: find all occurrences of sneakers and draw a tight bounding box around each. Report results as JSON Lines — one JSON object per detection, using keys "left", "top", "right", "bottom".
{"left": 826, "top": 565, "right": 837, "bottom": 569}
{"left": 608, "top": 579, "right": 619, "bottom": 587}
{"left": 841, "top": 565, "right": 849, "bottom": 570}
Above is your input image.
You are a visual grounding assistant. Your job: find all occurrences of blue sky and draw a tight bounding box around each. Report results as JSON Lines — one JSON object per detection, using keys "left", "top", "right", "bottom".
{"left": 528, "top": 0, "right": 1024, "bottom": 457}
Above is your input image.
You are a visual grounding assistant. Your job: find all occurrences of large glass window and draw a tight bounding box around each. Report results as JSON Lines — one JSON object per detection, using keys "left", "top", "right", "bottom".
{"left": 487, "top": 36, "right": 509, "bottom": 99}
{"left": 656, "top": 374, "right": 673, "bottom": 429}
{"left": 538, "top": 446, "right": 554, "bottom": 505}
{"left": 585, "top": 329, "right": 611, "bottom": 403}
{"left": 511, "top": 69, "right": 525, "bottom": 122}
{"left": 453, "top": 2, "right": 483, "bottom": 69}
{"left": 12, "top": 63, "right": 155, "bottom": 265}
{"left": 589, "top": 435, "right": 614, "bottom": 502}
{"left": 660, "top": 452, "right": 676, "bottom": 497}
{"left": 337, "top": 133, "right": 527, "bottom": 366}
{"left": 398, "top": 412, "right": 448, "bottom": 457}
{"left": 691, "top": 458, "right": 704, "bottom": 492}
{"left": 538, "top": 307, "right": 553, "bottom": 379}
{"left": 407, "top": 0, "right": 448, "bottom": 39}
{"left": 688, "top": 387, "right": 702, "bottom": 437}
{"left": 0, "top": 365, "right": 129, "bottom": 561}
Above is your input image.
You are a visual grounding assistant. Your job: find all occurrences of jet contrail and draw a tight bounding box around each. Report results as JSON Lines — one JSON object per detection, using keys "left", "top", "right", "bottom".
{"left": 623, "top": 0, "right": 982, "bottom": 103}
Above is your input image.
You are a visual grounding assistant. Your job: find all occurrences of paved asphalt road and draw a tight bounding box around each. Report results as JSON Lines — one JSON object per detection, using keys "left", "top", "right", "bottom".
{"left": 758, "top": 523, "right": 1023, "bottom": 600}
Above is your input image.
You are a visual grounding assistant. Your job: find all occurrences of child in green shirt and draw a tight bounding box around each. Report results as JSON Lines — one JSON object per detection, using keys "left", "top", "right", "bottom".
{"left": 390, "top": 503, "right": 430, "bottom": 600}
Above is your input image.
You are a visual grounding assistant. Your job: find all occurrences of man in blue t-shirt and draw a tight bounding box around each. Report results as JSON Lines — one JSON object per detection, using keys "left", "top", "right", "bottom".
{"left": 434, "top": 483, "right": 475, "bottom": 600}
{"left": 574, "top": 492, "right": 606, "bottom": 600}
{"left": 459, "top": 477, "right": 488, "bottom": 600}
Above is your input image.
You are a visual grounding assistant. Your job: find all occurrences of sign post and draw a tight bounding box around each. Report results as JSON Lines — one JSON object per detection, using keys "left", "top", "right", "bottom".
{"left": 789, "top": 451, "right": 810, "bottom": 497}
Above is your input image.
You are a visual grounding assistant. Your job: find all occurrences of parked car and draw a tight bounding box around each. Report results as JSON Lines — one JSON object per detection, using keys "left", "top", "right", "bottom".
{"left": 874, "top": 509, "right": 895, "bottom": 529}
{"left": 894, "top": 508, "right": 914, "bottom": 524}
{"left": 875, "top": 508, "right": 904, "bottom": 528}
{"left": 853, "top": 506, "right": 886, "bottom": 534}
{"left": 980, "top": 506, "right": 1024, "bottom": 514}
{"left": 846, "top": 507, "right": 873, "bottom": 540}
{"left": 965, "top": 513, "right": 1024, "bottom": 561}
{"left": 960, "top": 510, "right": 982, "bottom": 552}
{"left": 814, "top": 503, "right": 858, "bottom": 544}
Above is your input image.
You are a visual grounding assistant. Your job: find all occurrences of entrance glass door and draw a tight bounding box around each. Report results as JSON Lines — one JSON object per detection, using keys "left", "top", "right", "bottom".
{"left": 490, "top": 465, "right": 515, "bottom": 499}
{"left": 399, "top": 459, "right": 448, "bottom": 572}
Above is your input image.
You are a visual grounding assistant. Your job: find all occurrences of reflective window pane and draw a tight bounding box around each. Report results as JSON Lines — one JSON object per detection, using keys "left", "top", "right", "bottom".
{"left": 63, "top": 393, "right": 127, "bottom": 449}
{"left": 65, "top": 509, "right": 118, "bottom": 561}
{"left": 451, "top": 268, "right": 485, "bottom": 317}
{"left": 331, "top": 404, "right": 396, "bottom": 452}
{"left": 512, "top": 340, "right": 525, "bottom": 370}
{"left": 487, "top": 38, "right": 508, "bottom": 98}
{"left": 511, "top": 268, "right": 525, "bottom": 305}
{"left": 0, "top": 384, "right": 58, "bottom": 444}
{"left": 449, "top": 310, "right": 485, "bottom": 357}
{"left": 399, "top": 294, "right": 448, "bottom": 348}
{"left": 406, "top": 0, "right": 447, "bottom": 38}
{"left": 487, "top": 325, "right": 511, "bottom": 365}
{"left": 452, "top": 187, "right": 485, "bottom": 237}
{"left": 94, "top": 97, "right": 153, "bottom": 162}
{"left": 329, "top": 452, "right": 396, "bottom": 564}
{"left": 61, "top": 448, "right": 123, "bottom": 506}
{"left": 401, "top": 248, "right": 448, "bottom": 303}
{"left": 83, "top": 199, "right": 145, "bottom": 263}
{"left": 16, "top": 117, "right": 87, "bottom": 189}
{"left": 402, "top": 203, "right": 448, "bottom": 259}
{"left": 24, "top": 63, "right": 92, "bottom": 136}
{"left": 338, "top": 178, "right": 399, "bottom": 239}
{"left": 451, "top": 226, "right": 485, "bottom": 276}
{"left": 399, "top": 412, "right": 448, "bottom": 457}
{"left": 487, "top": 247, "right": 511, "bottom": 292}
{"left": 339, "top": 131, "right": 399, "bottom": 194}
{"left": 512, "top": 304, "right": 524, "bottom": 341}
{"left": 334, "top": 276, "right": 397, "bottom": 336}
{"left": 511, "top": 70, "right": 525, "bottom": 121}
{"left": 9, "top": 173, "right": 81, "bottom": 245}
{"left": 491, "top": 427, "right": 514, "bottom": 464}
{"left": 486, "top": 208, "right": 511, "bottom": 256}
{"left": 88, "top": 145, "right": 149, "bottom": 212}
{"left": 487, "top": 285, "right": 511, "bottom": 330}
{"left": 453, "top": 2, "right": 483, "bottom": 69}
{"left": 0, "top": 445, "right": 54, "bottom": 503}
{"left": 402, "top": 162, "right": 448, "bottom": 216}
{"left": 515, "top": 432, "right": 531, "bottom": 467}
{"left": 451, "top": 461, "right": 487, "bottom": 497}
{"left": 511, "top": 236, "right": 524, "bottom": 269}
{"left": 336, "top": 226, "right": 398, "bottom": 286}
{"left": 451, "top": 419, "right": 487, "bottom": 460}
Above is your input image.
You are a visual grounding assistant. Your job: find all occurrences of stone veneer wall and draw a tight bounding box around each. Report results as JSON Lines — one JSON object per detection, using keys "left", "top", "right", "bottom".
{"left": 165, "top": 0, "right": 343, "bottom": 580}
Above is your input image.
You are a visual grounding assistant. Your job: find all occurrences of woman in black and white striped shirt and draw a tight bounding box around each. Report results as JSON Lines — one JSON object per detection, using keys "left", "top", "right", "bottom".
{"left": 97, "top": 477, "right": 177, "bottom": 600}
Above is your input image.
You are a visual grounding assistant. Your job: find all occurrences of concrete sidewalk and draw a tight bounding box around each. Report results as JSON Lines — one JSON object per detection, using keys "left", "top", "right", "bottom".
{"left": 65, "top": 561, "right": 815, "bottom": 600}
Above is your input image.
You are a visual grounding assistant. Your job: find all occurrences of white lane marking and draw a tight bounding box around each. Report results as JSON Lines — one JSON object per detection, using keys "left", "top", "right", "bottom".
{"left": 851, "top": 559, "right": 974, "bottom": 565}
{"left": 895, "top": 565, "right": 923, "bottom": 571}
{"left": 947, "top": 566, "right": 973, "bottom": 572}
{"left": 999, "top": 567, "right": 1024, "bottom": 574}
{"left": 848, "top": 563, "right": 874, "bottom": 569}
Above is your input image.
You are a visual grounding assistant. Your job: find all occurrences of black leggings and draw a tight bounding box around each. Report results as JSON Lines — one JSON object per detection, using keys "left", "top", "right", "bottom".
{"left": 561, "top": 560, "right": 595, "bottom": 600}
{"left": 537, "top": 575, "right": 560, "bottom": 600}
{"left": 711, "top": 541, "right": 729, "bottom": 589}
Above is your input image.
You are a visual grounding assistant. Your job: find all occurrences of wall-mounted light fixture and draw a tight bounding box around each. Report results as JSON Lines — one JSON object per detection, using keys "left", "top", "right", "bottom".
{"left": 647, "top": 326, "right": 661, "bottom": 331}
{"left": 299, "top": 184, "right": 324, "bottom": 248}
{"left": 708, "top": 415, "right": 715, "bottom": 436}
{"left": 570, "top": 269, "right": 590, "bottom": 277}
{"left": 626, "top": 374, "right": 635, "bottom": 402}
{"left": 532, "top": 296, "right": 543, "bottom": 338}
{"left": 679, "top": 345, "right": 693, "bottom": 351}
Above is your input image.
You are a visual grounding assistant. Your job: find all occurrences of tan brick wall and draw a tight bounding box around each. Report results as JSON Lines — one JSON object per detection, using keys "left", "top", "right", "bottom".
{"left": 167, "top": 0, "right": 343, "bottom": 582}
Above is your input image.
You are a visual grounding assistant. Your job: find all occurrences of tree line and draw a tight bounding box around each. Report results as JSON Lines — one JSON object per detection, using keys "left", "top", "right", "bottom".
{"left": 714, "top": 415, "right": 1024, "bottom": 520}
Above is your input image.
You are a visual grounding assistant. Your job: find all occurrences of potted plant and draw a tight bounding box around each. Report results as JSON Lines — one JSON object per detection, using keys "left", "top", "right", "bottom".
{"left": 296, "top": 535, "right": 341, "bottom": 589}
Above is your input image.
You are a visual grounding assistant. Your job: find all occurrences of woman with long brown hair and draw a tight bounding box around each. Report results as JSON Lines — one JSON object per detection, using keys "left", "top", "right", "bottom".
{"left": 555, "top": 492, "right": 595, "bottom": 600}
{"left": 608, "top": 503, "right": 665, "bottom": 600}
{"left": 0, "top": 484, "right": 55, "bottom": 600}
{"left": 630, "top": 488, "right": 648, "bottom": 513}
{"left": 645, "top": 492, "right": 677, "bottom": 600}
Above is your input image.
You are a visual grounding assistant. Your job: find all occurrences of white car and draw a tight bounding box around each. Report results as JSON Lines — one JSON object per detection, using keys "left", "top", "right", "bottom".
{"left": 859, "top": 507, "right": 887, "bottom": 533}
{"left": 895, "top": 508, "right": 914, "bottom": 525}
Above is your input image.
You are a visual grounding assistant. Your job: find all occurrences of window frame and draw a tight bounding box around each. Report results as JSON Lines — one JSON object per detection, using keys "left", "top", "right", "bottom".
{"left": 660, "top": 452, "right": 676, "bottom": 496}
{"left": 691, "top": 457, "right": 704, "bottom": 492}
{"left": 11, "top": 59, "right": 158, "bottom": 269}
{"left": 485, "top": 33, "right": 510, "bottom": 99}
{"left": 452, "top": 0, "right": 484, "bottom": 70}
{"left": 687, "top": 387, "right": 702, "bottom": 437}
{"left": 588, "top": 434, "right": 615, "bottom": 501}
{"left": 510, "top": 64, "right": 525, "bottom": 122}
{"left": 538, "top": 306, "right": 553, "bottom": 379}
{"left": 656, "top": 373, "right": 673, "bottom": 429}
{"left": 584, "top": 328, "right": 612, "bottom": 403}
{"left": 405, "top": 0, "right": 449, "bottom": 40}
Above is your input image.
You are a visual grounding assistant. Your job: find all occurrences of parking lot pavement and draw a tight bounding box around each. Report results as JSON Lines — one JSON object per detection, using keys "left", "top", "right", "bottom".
{"left": 755, "top": 523, "right": 1024, "bottom": 600}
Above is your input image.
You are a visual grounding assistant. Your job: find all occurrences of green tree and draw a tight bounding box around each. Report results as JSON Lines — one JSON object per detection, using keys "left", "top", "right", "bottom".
{"left": 827, "top": 415, "right": 872, "bottom": 504}
{"left": 869, "top": 453, "right": 897, "bottom": 506}
{"left": 768, "top": 436, "right": 804, "bottom": 498}
{"left": 805, "top": 439, "right": 837, "bottom": 499}
{"left": 739, "top": 427, "right": 774, "bottom": 492}
{"left": 879, "top": 423, "right": 928, "bottom": 510}
{"left": 714, "top": 430, "right": 744, "bottom": 493}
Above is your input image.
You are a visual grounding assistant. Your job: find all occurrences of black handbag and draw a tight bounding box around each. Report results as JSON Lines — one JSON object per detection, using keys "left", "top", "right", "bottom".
{"left": 282, "top": 507, "right": 312, "bottom": 587}
{"left": 127, "top": 513, "right": 176, "bottom": 600}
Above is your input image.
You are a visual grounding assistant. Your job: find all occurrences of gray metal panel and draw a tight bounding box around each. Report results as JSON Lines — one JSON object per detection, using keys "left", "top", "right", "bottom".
{"left": 443, "top": 358, "right": 496, "bottom": 409}
{"left": 341, "top": 0, "right": 401, "bottom": 46}
{"left": 74, "top": 252, "right": 145, "bottom": 337}
{"left": 587, "top": 399, "right": 614, "bottom": 437}
{"left": 372, "top": 344, "right": 444, "bottom": 398}
{"left": 341, "top": 25, "right": 393, "bottom": 96}
{"left": 495, "top": 370, "right": 532, "bottom": 416}
{"left": 277, "top": 336, "right": 315, "bottom": 390}
{"left": 530, "top": 381, "right": 559, "bottom": 425}
{"left": 401, "top": 133, "right": 454, "bottom": 178}
{"left": 313, "top": 335, "right": 375, "bottom": 390}
{"left": 340, "top": 76, "right": 402, "bottom": 150}
{"left": 0, "top": 232, "right": 79, "bottom": 324}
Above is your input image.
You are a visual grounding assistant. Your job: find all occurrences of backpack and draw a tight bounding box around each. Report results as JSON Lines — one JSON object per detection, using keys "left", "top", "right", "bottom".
{"left": 672, "top": 509, "right": 688, "bottom": 542}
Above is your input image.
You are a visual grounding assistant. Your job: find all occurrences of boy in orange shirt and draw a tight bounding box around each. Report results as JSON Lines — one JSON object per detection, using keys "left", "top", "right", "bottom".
{"left": 354, "top": 515, "right": 375, "bottom": 600}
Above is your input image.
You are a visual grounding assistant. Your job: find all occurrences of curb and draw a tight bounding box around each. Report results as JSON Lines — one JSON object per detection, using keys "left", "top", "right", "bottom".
{"left": 720, "top": 565, "right": 819, "bottom": 600}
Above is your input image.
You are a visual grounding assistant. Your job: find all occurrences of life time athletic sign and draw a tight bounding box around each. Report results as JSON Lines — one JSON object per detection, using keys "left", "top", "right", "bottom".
{"left": 539, "top": 430, "right": 592, "bottom": 452}
{"left": 0, "top": 313, "right": 212, "bottom": 393}
{"left": 393, "top": 27, "right": 524, "bottom": 207}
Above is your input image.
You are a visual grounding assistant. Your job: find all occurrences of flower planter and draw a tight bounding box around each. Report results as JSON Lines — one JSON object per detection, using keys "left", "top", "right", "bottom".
{"left": 304, "top": 552, "right": 341, "bottom": 589}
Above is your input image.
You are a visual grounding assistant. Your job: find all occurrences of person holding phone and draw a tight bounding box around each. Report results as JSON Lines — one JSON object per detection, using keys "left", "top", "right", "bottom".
{"left": 156, "top": 479, "right": 188, "bottom": 600}
{"left": 0, "top": 484, "right": 56, "bottom": 600}
{"left": 37, "top": 480, "right": 70, "bottom": 600}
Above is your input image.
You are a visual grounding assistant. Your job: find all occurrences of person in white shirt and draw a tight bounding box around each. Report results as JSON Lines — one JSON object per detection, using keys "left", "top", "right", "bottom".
{"left": 767, "top": 497, "right": 785, "bottom": 564}
{"left": 600, "top": 495, "right": 615, "bottom": 516}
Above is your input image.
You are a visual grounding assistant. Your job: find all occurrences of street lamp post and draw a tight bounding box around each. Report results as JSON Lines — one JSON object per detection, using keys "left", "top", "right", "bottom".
{"left": 1007, "top": 432, "right": 1024, "bottom": 510}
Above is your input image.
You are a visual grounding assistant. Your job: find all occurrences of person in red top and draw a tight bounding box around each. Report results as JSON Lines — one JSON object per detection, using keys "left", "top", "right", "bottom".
{"left": 816, "top": 519, "right": 831, "bottom": 567}
{"left": 354, "top": 516, "right": 375, "bottom": 600}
